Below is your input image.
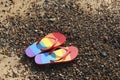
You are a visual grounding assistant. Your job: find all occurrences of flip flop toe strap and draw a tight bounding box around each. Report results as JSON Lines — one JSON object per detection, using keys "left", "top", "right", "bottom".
{"left": 50, "top": 48, "right": 70, "bottom": 63}
{"left": 36, "top": 36, "right": 58, "bottom": 52}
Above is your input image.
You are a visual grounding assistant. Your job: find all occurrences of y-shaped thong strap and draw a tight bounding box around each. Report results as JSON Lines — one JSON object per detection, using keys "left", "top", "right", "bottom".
{"left": 50, "top": 47, "right": 70, "bottom": 63}
{"left": 36, "top": 36, "right": 58, "bottom": 52}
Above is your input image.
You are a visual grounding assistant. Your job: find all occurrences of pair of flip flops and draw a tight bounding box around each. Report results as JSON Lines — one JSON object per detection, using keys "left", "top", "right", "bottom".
{"left": 25, "top": 32, "right": 78, "bottom": 65}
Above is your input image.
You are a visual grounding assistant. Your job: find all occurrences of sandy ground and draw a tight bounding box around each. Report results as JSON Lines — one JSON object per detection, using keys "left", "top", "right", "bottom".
{"left": 0, "top": 0, "right": 117, "bottom": 22}
{"left": 0, "top": 0, "right": 45, "bottom": 22}
{"left": 0, "top": 0, "right": 120, "bottom": 80}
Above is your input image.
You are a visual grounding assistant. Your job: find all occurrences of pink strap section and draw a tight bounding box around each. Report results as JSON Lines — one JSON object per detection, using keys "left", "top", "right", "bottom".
{"left": 50, "top": 47, "right": 70, "bottom": 63}
{"left": 36, "top": 36, "right": 58, "bottom": 52}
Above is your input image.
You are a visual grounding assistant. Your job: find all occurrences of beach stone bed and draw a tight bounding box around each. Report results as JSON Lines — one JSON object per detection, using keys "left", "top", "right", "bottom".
{"left": 0, "top": 0, "right": 120, "bottom": 80}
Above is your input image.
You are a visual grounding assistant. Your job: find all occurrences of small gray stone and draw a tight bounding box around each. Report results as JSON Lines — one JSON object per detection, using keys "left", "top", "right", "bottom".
{"left": 100, "top": 51, "right": 107, "bottom": 57}
{"left": 48, "top": 18, "right": 56, "bottom": 22}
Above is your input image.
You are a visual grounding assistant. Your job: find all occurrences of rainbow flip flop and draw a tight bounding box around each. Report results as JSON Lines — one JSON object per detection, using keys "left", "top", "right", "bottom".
{"left": 25, "top": 32, "right": 66, "bottom": 58}
{"left": 35, "top": 46, "right": 78, "bottom": 65}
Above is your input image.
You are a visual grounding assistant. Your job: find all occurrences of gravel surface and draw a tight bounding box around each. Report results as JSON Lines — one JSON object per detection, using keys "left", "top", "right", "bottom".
{"left": 0, "top": 0, "right": 120, "bottom": 80}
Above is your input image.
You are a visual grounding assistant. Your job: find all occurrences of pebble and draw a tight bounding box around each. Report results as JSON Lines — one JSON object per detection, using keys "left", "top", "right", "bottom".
{"left": 103, "top": 36, "right": 109, "bottom": 42}
{"left": 59, "top": 73, "right": 64, "bottom": 77}
{"left": 118, "top": 55, "right": 120, "bottom": 57}
{"left": 100, "top": 51, "right": 107, "bottom": 57}
{"left": 48, "top": 18, "right": 56, "bottom": 22}
{"left": 34, "top": 29, "right": 38, "bottom": 32}
{"left": 85, "top": 77, "right": 89, "bottom": 80}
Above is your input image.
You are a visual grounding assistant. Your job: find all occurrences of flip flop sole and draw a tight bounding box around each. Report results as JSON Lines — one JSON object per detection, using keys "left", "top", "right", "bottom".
{"left": 25, "top": 32, "right": 66, "bottom": 58}
{"left": 35, "top": 46, "right": 78, "bottom": 65}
